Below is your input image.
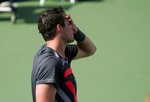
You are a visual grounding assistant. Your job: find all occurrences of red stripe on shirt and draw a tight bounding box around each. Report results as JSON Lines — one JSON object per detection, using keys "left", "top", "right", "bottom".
{"left": 65, "top": 81, "right": 77, "bottom": 102}
{"left": 64, "top": 68, "right": 73, "bottom": 78}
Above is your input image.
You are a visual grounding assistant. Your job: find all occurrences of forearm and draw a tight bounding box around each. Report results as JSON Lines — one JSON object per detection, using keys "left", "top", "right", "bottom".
{"left": 74, "top": 29, "right": 96, "bottom": 57}
{"left": 77, "top": 36, "right": 96, "bottom": 55}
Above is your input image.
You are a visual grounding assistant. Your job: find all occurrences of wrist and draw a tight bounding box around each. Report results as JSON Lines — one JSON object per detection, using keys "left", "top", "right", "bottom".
{"left": 74, "top": 28, "right": 86, "bottom": 43}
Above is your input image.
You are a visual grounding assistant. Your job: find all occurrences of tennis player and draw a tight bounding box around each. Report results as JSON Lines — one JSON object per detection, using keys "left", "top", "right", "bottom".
{"left": 31, "top": 6, "right": 96, "bottom": 102}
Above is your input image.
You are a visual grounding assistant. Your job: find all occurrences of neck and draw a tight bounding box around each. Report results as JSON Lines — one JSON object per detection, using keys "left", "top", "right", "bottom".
{"left": 46, "top": 38, "right": 67, "bottom": 58}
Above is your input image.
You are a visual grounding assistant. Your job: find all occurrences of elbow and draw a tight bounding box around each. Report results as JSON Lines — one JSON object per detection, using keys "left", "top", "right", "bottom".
{"left": 91, "top": 45, "right": 97, "bottom": 55}
{"left": 88, "top": 45, "right": 97, "bottom": 56}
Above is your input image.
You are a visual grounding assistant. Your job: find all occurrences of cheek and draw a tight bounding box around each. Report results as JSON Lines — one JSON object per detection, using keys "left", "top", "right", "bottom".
{"left": 69, "top": 26, "right": 74, "bottom": 34}
{"left": 66, "top": 32, "right": 73, "bottom": 39}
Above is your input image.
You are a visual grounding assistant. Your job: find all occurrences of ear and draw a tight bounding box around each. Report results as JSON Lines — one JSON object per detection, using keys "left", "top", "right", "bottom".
{"left": 56, "top": 24, "right": 61, "bottom": 32}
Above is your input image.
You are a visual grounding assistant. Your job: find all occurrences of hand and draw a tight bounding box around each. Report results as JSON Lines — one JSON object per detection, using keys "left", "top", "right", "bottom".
{"left": 66, "top": 14, "right": 78, "bottom": 34}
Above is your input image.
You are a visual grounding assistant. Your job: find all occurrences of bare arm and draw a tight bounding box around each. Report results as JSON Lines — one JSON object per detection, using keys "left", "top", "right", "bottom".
{"left": 74, "top": 30, "right": 97, "bottom": 59}
{"left": 66, "top": 15, "right": 97, "bottom": 59}
{"left": 36, "top": 84, "right": 56, "bottom": 102}
{"left": 75, "top": 35, "right": 96, "bottom": 59}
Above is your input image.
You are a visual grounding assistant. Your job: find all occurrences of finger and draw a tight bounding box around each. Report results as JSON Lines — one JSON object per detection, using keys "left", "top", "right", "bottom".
{"left": 65, "top": 14, "right": 71, "bottom": 19}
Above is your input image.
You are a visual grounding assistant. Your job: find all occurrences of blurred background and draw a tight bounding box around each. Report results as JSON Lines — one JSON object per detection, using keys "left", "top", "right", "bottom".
{"left": 0, "top": 0, "right": 150, "bottom": 102}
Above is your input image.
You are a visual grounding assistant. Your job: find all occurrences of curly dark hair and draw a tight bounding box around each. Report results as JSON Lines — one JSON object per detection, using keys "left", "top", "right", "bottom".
{"left": 38, "top": 7, "right": 65, "bottom": 41}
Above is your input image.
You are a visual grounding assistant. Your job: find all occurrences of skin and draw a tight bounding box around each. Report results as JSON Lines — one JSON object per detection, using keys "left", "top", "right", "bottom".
{"left": 145, "top": 95, "right": 150, "bottom": 102}
{"left": 36, "top": 13, "right": 96, "bottom": 102}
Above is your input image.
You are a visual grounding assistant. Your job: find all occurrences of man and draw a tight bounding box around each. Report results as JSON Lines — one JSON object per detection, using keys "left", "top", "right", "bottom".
{"left": 31, "top": 6, "right": 96, "bottom": 102}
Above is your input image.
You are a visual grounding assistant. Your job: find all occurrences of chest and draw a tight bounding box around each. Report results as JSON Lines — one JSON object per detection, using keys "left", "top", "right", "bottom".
{"left": 59, "top": 58, "right": 77, "bottom": 90}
